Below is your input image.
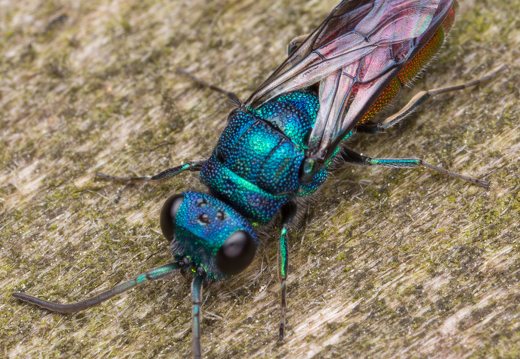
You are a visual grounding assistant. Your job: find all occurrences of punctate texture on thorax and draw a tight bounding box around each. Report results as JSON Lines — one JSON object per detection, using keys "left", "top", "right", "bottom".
{"left": 200, "top": 91, "right": 328, "bottom": 223}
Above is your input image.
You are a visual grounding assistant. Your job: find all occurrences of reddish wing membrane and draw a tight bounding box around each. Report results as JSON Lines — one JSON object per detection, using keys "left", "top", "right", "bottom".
{"left": 246, "top": 0, "right": 455, "bottom": 164}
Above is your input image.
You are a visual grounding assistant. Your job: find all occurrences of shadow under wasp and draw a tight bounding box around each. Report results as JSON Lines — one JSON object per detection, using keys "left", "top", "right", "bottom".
{"left": 14, "top": 0, "right": 506, "bottom": 357}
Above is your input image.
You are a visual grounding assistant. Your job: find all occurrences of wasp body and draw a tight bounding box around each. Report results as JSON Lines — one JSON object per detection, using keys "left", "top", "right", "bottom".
{"left": 201, "top": 91, "right": 324, "bottom": 225}
{"left": 15, "top": 1, "right": 503, "bottom": 357}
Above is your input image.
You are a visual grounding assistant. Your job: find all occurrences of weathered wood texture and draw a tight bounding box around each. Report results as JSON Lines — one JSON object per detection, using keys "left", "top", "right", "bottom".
{"left": 1, "top": 0, "right": 518, "bottom": 358}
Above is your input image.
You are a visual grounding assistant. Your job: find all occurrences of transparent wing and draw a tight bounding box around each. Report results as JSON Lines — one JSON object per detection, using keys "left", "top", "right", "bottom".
{"left": 246, "top": 0, "right": 375, "bottom": 106}
{"left": 246, "top": 0, "right": 454, "bottom": 161}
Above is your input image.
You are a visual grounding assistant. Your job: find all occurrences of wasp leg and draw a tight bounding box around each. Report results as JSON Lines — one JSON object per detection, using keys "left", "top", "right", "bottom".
{"left": 341, "top": 148, "right": 490, "bottom": 189}
{"left": 287, "top": 34, "right": 308, "bottom": 56}
{"left": 357, "top": 64, "right": 507, "bottom": 133}
{"left": 191, "top": 275, "right": 204, "bottom": 359}
{"left": 95, "top": 161, "right": 205, "bottom": 184}
{"left": 176, "top": 68, "right": 242, "bottom": 107}
{"left": 278, "top": 201, "right": 298, "bottom": 341}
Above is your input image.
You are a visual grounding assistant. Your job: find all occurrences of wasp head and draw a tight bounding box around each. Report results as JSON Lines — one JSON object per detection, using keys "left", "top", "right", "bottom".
{"left": 160, "top": 191, "right": 258, "bottom": 280}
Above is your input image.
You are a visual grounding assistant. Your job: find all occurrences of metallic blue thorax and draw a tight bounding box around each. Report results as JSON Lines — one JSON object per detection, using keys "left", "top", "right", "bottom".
{"left": 200, "top": 91, "right": 328, "bottom": 223}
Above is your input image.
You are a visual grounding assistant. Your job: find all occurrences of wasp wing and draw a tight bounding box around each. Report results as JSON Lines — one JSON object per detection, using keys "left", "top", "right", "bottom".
{"left": 247, "top": 0, "right": 454, "bottom": 161}
{"left": 246, "top": 0, "right": 374, "bottom": 106}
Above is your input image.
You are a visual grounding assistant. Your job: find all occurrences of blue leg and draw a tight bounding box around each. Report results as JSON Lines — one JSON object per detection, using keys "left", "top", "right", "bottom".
{"left": 341, "top": 148, "right": 489, "bottom": 189}
{"left": 95, "top": 161, "right": 205, "bottom": 184}
{"left": 191, "top": 275, "right": 204, "bottom": 359}
{"left": 278, "top": 202, "right": 297, "bottom": 341}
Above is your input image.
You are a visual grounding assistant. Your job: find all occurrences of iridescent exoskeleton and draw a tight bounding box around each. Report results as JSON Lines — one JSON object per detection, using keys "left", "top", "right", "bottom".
{"left": 14, "top": 1, "right": 504, "bottom": 357}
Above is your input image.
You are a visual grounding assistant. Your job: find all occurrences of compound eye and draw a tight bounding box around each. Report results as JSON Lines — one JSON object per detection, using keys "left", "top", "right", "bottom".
{"left": 216, "top": 231, "right": 256, "bottom": 275}
{"left": 160, "top": 194, "right": 184, "bottom": 242}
